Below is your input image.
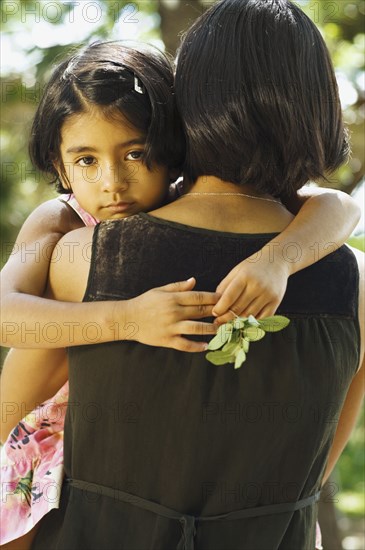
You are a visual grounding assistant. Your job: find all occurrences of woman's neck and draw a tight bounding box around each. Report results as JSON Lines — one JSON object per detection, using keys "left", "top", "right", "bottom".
{"left": 149, "top": 175, "right": 294, "bottom": 234}
{"left": 182, "top": 176, "right": 278, "bottom": 202}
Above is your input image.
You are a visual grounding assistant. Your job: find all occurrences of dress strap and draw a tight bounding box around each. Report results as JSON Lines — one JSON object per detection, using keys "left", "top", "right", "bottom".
{"left": 67, "top": 478, "right": 320, "bottom": 550}
{"left": 58, "top": 194, "right": 99, "bottom": 227}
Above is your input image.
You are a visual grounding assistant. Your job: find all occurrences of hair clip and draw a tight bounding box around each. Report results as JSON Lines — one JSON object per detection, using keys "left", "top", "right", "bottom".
{"left": 134, "top": 75, "right": 144, "bottom": 94}
{"left": 62, "top": 55, "right": 80, "bottom": 81}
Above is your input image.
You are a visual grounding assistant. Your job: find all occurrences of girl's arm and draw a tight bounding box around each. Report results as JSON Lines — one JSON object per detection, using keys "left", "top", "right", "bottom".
{"left": 0, "top": 200, "right": 216, "bottom": 440}
{"left": 1, "top": 200, "right": 217, "bottom": 350}
{"left": 0, "top": 348, "right": 68, "bottom": 443}
{"left": 212, "top": 187, "right": 360, "bottom": 321}
{"left": 322, "top": 357, "right": 364, "bottom": 485}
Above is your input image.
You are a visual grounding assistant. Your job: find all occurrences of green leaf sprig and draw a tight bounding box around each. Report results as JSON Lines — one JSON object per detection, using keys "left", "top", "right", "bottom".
{"left": 206, "top": 315, "right": 290, "bottom": 369}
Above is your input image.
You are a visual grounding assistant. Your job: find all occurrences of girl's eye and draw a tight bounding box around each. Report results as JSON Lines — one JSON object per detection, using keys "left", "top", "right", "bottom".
{"left": 126, "top": 151, "right": 144, "bottom": 161}
{"left": 76, "top": 156, "right": 96, "bottom": 167}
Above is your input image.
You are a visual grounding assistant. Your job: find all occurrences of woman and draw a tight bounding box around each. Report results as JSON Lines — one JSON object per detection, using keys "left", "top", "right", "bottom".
{"left": 31, "top": 0, "right": 364, "bottom": 548}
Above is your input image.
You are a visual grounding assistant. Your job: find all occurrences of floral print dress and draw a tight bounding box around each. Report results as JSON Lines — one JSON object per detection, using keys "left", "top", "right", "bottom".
{"left": 0, "top": 195, "right": 97, "bottom": 545}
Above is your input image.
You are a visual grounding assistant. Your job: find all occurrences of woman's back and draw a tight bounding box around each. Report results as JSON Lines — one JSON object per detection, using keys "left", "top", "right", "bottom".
{"left": 32, "top": 212, "right": 360, "bottom": 550}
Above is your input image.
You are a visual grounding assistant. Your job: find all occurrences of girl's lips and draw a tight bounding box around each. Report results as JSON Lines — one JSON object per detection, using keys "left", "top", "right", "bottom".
{"left": 105, "top": 202, "right": 135, "bottom": 213}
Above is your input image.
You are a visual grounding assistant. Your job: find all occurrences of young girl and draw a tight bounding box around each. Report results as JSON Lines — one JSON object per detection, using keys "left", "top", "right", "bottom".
{"left": 0, "top": 40, "right": 359, "bottom": 548}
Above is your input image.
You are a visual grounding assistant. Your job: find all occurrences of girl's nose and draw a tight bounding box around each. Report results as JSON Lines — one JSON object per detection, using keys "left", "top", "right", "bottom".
{"left": 101, "top": 165, "right": 129, "bottom": 193}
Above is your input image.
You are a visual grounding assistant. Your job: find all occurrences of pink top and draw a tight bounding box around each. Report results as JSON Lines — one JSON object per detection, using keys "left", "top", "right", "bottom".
{"left": 58, "top": 193, "right": 99, "bottom": 226}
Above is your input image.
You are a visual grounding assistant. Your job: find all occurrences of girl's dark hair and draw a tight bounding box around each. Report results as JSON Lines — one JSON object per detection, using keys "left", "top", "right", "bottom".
{"left": 175, "top": 0, "right": 349, "bottom": 197}
{"left": 30, "top": 41, "right": 184, "bottom": 193}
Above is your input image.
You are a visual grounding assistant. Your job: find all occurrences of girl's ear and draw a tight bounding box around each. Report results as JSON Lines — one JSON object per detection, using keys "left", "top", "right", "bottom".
{"left": 53, "top": 159, "right": 72, "bottom": 191}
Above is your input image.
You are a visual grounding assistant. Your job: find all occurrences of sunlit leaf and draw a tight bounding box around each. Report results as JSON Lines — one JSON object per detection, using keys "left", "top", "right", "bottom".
{"left": 207, "top": 323, "right": 233, "bottom": 350}
{"left": 232, "top": 317, "right": 247, "bottom": 329}
{"left": 243, "top": 326, "right": 266, "bottom": 341}
{"left": 242, "top": 338, "right": 250, "bottom": 353}
{"left": 234, "top": 349, "right": 246, "bottom": 369}
{"left": 258, "top": 316, "right": 290, "bottom": 332}
{"left": 247, "top": 315, "right": 260, "bottom": 327}
{"left": 206, "top": 351, "right": 235, "bottom": 365}
{"left": 222, "top": 342, "right": 241, "bottom": 355}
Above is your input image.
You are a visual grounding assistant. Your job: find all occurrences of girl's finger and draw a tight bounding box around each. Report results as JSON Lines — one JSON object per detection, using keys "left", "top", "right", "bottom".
{"left": 212, "top": 280, "right": 247, "bottom": 317}
{"left": 256, "top": 302, "right": 279, "bottom": 319}
{"left": 215, "top": 270, "right": 236, "bottom": 295}
{"left": 179, "top": 305, "right": 217, "bottom": 319}
{"left": 213, "top": 311, "right": 236, "bottom": 324}
{"left": 177, "top": 290, "right": 220, "bottom": 306}
{"left": 170, "top": 336, "right": 210, "bottom": 353}
{"left": 158, "top": 278, "right": 196, "bottom": 292}
{"left": 231, "top": 296, "right": 267, "bottom": 319}
{"left": 178, "top": 320, "right": 217, "bottom": 336}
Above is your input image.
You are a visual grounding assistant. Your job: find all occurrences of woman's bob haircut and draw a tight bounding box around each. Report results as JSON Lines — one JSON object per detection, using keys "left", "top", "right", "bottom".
{"left": 30, "top": 41, "right": 184, "bottom": 193}
{"left": 175, "top": 0, "right": 350, "bottom": 197}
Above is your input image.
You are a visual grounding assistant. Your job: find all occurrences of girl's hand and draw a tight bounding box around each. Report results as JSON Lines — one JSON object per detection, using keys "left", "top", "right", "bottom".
{"left": 212, "top": 185, "right": 361, "bottom": 325}
{"left": 122, "top": 278, "right": 219, "bottom": 352}
{"left": 212, "top": 254, "right": 291, "bottom": 323}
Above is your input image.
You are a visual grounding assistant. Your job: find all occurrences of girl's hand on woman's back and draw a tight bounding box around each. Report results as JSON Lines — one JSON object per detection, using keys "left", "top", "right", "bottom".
{"left": 121, "top": 278, "right": 219, "bottom": 352}
{"left": 212, "top": 252, "right": 291, "bottom": 323}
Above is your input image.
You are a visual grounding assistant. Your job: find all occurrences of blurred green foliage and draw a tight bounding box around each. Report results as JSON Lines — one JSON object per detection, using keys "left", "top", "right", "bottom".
{"left": 301, "top": 0, "right": 365, "bottom": 194}
{"left": 337, "top": 408, "right": 365, "bottom": 517}
{"left": 348, "top": 234, "right": 365, "bottom": 250}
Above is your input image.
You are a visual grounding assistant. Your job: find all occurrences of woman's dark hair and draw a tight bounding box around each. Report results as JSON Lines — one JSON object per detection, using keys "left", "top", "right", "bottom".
{"left": 175, "top": 0, "right": 349, "bottom": 197}
{"left": 30, "top": 41, "right": 184, "bottom": 193}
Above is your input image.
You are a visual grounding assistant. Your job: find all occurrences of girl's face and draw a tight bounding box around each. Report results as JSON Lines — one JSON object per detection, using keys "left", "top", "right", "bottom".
{"left": 58, "top": 108, "right": 170, "bottom": 221}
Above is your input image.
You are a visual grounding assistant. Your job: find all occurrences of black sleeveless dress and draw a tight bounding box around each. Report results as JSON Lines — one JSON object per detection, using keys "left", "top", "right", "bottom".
{"left": 32, "top": 213, "right": 360, "bottom": 550}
